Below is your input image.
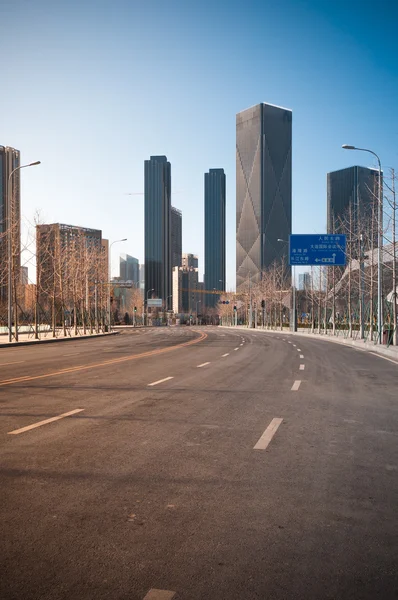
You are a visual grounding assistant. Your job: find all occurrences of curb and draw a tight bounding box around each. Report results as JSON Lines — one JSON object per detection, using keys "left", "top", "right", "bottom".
{"left": 221, "top": 326, "right": 398, "bottom": 364}
{"left": 0, "top": 331, "right": 120, "bottom": 349}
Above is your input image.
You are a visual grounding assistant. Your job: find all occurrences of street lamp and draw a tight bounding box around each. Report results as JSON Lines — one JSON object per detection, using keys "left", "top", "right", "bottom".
{"left": 146, "top": 288, "right": 154, "bottom": 326}
{"left": 342, "top": 145, "right": 383, "bottom": 343}
{"left": 277, "top": 238, "right": 296, "bottom": 332}
{"left": 196, "top": 300, "right": 201, "bottom": 325}
{"left": 7, "top": 160, "right": 41, "bottom": 342}
{"left": 108, "top": 238, "right": 127, "bottom": 331}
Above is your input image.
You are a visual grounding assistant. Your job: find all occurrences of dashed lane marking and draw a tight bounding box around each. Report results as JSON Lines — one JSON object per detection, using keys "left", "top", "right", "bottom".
{"left": 300, "top": 364, "right": 305, "bottom": 370}
{"left": 222, "top": 353, "right": 229, "bottom": 357}
{"left": 143, "top": 590, "right": 176, "bottom": 600}
{"left": 0, "top": 361, "right": 26, "bottom": 367}
{"left": 148, "top": 376, "right": 174, "bottom": 386}
{"left": 253, "top": 418, "right": 283, "bottom": 450}
{"left": 234, "top": 347, "right": 239, "bottom": 351}
{"left": 8, "top": 409, "right": 84, "bottom": 435}
{"left": 300, "top": 354, "right": 304, "bottom": 359}
{"left": 197, "top": 362, "right": 210, "bottom": 368}
{"left": 291, "top": 380, "right": 301, "bottom": 391}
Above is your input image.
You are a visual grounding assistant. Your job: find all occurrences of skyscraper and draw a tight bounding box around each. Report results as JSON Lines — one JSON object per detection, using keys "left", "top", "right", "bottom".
{"left": 327, "top": 166, "right": 381, "bottom": 249}
{"left": 298, "top": 272, "right": 311, "bottom": 291}
{"left": 0, "top": 146, "right": 21, "bottom": 304}
{"left": 171, "top": 206, "right": 182, "bottom": 268}
{"left": 119, "top": 254, "right": 139, "bottom": 284}
{"left": 204, "top": 168, "right": 226, "bottom": 308}
{"left": 236, "top": 103, "right": 292, "bottom": 290}
{"left": 144, "top": 155, "right": 172, "bottom": 308}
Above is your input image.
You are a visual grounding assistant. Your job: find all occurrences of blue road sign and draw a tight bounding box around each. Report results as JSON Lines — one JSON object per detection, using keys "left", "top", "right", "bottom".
{"left": 289, "top": 234, "right": 346, "bottom": 266}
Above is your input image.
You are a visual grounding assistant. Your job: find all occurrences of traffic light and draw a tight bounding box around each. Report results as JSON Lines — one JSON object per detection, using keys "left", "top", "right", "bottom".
{"left": 134, "top": 306, "right": 137, "bottom": 312}
{"left": 261, "top": 299, "right": 265, "bottom": 308}
{"left": 233, "top": 305, "right": 237, "bottom": 311}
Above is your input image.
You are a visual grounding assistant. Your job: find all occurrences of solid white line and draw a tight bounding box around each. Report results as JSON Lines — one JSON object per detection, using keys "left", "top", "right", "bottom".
{"left": 253, "top": 418, "right": 283, "bottom": 450}
{"left": 234, "top": 347, "right": 239, "bottom": 351}
{"left": 143, "top": 590, "right": 176, "bottom": 600}
{"left": 148, "top": 376, "right": 174, "bottom": 386}
{"left": 197, "top": 362, "right": 210, "bottom": 368}
{"left": 300, "top": 364, "right": 305, "bottom": 370}
{"left": 291, "top": 380, "right": 301, "bottom": 391}
{"left": 8, "top": 409, "right": 84, "bottom": 435}
{"left": 63, "top": 353, "right": 80, "bottom": 356}
{"left": 0, "top": 361, "right": 26, "bottom": 366}
{"left": 300, "top": 354, "right": 304, "bottom": 359}
{"left": 369, "top": 351, "right": 398, "bottom": 366}
{"left": 222, "top": 353, "right": 229, "bottom": 357}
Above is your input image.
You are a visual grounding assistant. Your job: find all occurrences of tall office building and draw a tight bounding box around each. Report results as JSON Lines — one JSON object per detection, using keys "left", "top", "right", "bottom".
{"left": 119, "top": 254, "right": 139, "bottom": 284}
{"left": 0, "top": 146, "right": 21, "bottom": 304}
{"left": 298, "top": 272, "right": 311, "bottom": 291}
{"left": 171, "top": 206, "right": 182, "bottom": 268}
{"left": 204, "top": 168, "right": 226, "bottom": 308}
{"left": 236, "top": 103, "right": 292, "bottom": 290}
{"left": 182, "top": 253, "right": 198, "bottom": 270}
{"left": 327, "top": 166, "right": 381, "bottom": 248}
{"left": 144, "top": 155, "right": 172, "bottom": 309}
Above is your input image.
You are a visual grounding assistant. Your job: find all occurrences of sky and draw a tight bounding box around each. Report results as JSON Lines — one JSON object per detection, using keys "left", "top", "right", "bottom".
{"left": 1, "top": 0, "right": 397, "bottom": 288}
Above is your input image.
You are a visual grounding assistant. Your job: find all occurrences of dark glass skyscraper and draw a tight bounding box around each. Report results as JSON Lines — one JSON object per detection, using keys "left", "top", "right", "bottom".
{"left": 171, "top": 206, "right": 182, "bottom": 268}
{"left": 236, "top": 103, "right": 292, "bottom": 290}
{"left": 327, "top": 166, "right": 381, "bottom": 249}
{"left": 204, "top": 168, "right": 226, "bottom": 308}
{"left": 119, "top": 254, "right": 139, "bottom": 284}
{"left": 0, "top": 146, "right": 21, "bottom": 304}
{"left": 144, "top": 155, "right": 171, "bottom": 308}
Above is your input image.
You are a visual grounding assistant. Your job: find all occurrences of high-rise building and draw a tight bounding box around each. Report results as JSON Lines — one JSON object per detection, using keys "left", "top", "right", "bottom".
{"left": 21, "top": 266, "right": 29, "bottom": 285}
{"left": 144, "top": 155, "right": 172, "bottom": 309}
{"left": 298, "top": 272, "right": 311, "bottom": 291}
{"left": 0, "top": 146, "right": 21, "bottom": 304}
{"left": 204, "top": 168, "right": 226, "bottom": 308}
{"left": 36, "top": 223, "right": 102, "bottom": 302}
{"left": 172, "top": 265, "right": 200, "bottom": 314}
{"left": 327, "top": 166, "right": 381, "bottom": 249}
{"left": 119, "top": 254, "right": 139, "bottom": 285}
{"left": 236, "top": 103, "right": 292, "bottom": 290}
{"left": 182, "top": 253, "right": 198, "bottom": 270}
{"left": 171, "top": 206, "right": 182, "bottom": 268}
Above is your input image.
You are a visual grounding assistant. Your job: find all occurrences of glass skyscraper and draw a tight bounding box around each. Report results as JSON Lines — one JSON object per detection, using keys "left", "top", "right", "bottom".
{"left": 171, "top": 206, "right": 182, "bottom": 268}
{"left": 236, "top": 103, "right": 292, "bottom": 290}
{"left": 144, "top": 155, "right": 172, "bottom": 309}
{"left": 0, "top": 146, "right": 21, "bottom": 304}
{"left": 327, "top": 166, "right": 381, "bottom": 251}
{"left": 119, "top": 254, "right": 139, "bottom": 284}
{"left": 204, "top": 168, "right": 226, "bottom": 308}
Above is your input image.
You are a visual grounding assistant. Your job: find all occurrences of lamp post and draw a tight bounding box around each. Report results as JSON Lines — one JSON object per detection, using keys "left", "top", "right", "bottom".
{"left": 196, "top": 300, "right": 201, "bottom": 325}
{"left": 146, "top": 288, "right": 154, "bottom": 326}
{"left": 7, "top": 160, "right": 41, "bottom": 343}
{"left": 108, "top": 238, "right": 127, "bottom": 331}
{"left": 342, "top": 145, "right": 383, "bottom": 343}
{"left": 277, "top": 238, "right": 296, "bottom": 332}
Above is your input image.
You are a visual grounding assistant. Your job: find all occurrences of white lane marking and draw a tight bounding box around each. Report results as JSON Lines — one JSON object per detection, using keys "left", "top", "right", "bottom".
{"left": 297, "top": 348, "right": 301, "bottom": 351}
{"left": 240, "top": 343, "right": 244, "bottom": 346}
{"left": 148, "top": 376, "right": 174, "bottom": 386}
{"left": 300, "top": 354, "right": 304, "bottom": 359}
{"left": 63, "top": 353, "right": 80, "bottom": 356}
{"left": 253, "top": 418, "right": 283, "bottom": 450}
{"left": 8, "top": 409, "right": 84, "bottom": 435}
{"left": 288, "top": 341, "right": 292, "bottom": 344}
{"left": 143, "top": 590, "right": 176, "bottom": 600}
{"left": 234, "top": 347, "right": 239, "bottom": 351}
{"left": 197, "top": 362, "right": 210, "bottom": 368}
{"left": 0, "top": 361, "right": 26, "bottom": 366}
{"left": 300, "top": 364, "right": 305, "bottom": 370}
{"left": 282, "top": 339, "right": 286, "bottom": 341}
{"left": 222, "top": 353, "right": 229, "bottom": 357}
{"left": 291, "top": 380, "right": 301, "bottom": 391}
{"left": 293, "top": 344, "right": 296, "bottom": 347}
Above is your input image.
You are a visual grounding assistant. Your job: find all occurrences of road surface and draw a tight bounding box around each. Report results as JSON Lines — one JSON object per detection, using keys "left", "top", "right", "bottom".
{"left": 1, "top": 326, "right": 397, "bottom": 599}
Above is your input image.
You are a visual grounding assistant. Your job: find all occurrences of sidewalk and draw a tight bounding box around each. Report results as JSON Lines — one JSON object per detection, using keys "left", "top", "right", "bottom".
{"left": 222, "top": 325, "right": 398, "bottom": 363}
{"left": 0, "top": 330, "right": 119, "bottom": 349}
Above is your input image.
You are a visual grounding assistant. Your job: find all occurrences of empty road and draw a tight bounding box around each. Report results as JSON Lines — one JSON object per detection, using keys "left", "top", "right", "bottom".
{"left": 1, "top": 326, "right": 397, "bottom": 599}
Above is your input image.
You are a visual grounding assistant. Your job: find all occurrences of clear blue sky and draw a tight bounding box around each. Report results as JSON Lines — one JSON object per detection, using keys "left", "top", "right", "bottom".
{"left": 1, "top": 0, "right": 397, "bottom": 287}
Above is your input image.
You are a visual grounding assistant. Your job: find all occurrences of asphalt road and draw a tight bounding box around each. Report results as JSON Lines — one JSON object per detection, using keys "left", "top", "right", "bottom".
{"left": 1, "top": 326, "right": 397, "bottom": 600}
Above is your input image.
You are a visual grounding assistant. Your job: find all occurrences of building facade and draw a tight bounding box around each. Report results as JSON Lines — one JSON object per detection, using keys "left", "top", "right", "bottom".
{"left": 327, "top": 166, "right": 381, "bottom": 250}
{"left": 236, "top": 103, "right": 292, "bottom": 290}
{"left": 119, "top": 254, "right": 139, "bottom": 285}
{"left": 204, "top": 168, "right": 226, "bottom": 308}
{"left": 0, "top": 146, "right": 21, "bottom": 304}
{"left": 171, "top": 206, "right": 182, "bottom": 268}
{"left": 144, "top": 155, "right": 172, "bottom": 309}
{"left": 298, "top": 272, "right": 311, "bottom": 291}
{"left": 182, "top": 253, "right": 198, "bottom": 270}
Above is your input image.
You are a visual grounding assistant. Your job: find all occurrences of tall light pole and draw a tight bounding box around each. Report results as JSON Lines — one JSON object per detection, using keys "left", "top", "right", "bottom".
{"left": 108, "top": 238, "right": 127, "bottom": 331}
{"left": 196, "top": 300, "right": 201, "bottom": 325}
{"left": 277, "top": 238, "right": 296, "bottom": 332}
{"left": 146, "top": 288, "right": 154, "bottom": 326}
{"left": 7, "top": 160, "right": 41, "bottom": 343}
{"left": 342, "top": 145, "right": 383, "bottom": 343}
